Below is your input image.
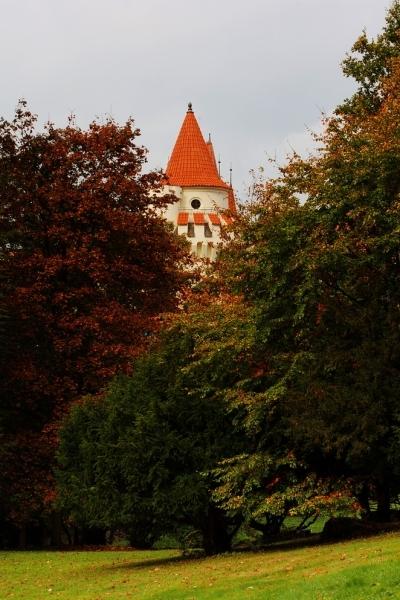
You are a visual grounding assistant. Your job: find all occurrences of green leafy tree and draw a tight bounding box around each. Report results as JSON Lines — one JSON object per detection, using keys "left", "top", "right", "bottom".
{"left": 341, "top": 0, "right": 400, "bottom": 114}
{"left": 219, "top": 3, "right": 400, "bottom": 521}
{"left": 57, "top": 2, "right": 400, "bottom": 548}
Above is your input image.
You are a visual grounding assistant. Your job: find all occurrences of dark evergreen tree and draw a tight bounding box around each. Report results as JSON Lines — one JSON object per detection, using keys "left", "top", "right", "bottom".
{"left": 57, "top": 309, "right": 248, "bottom": 554}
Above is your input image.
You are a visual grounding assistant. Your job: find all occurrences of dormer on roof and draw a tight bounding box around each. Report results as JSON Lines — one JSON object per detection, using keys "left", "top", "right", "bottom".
{"left": 206, "top": 134, "right": 218, "bottom": 172}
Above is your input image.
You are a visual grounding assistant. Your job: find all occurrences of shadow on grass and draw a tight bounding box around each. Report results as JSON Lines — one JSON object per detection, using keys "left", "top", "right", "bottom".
{"left": 102, "top": 537, "right": 322, "bottom": 572}
{"left": 101, "top": 553, "right": 195, "bottom": 571}
{"left": 99, "top": 523, "right": 400, "bottom": 573}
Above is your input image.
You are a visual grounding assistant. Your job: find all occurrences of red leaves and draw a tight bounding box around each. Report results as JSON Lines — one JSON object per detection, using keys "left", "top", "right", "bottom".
{"left": 0, "top": 106, "right": 189, "bottom": 523}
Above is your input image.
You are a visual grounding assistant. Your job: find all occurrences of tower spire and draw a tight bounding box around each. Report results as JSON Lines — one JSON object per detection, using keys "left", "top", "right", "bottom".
{"left": 163, "top": 105, "right": 237, "bottom": 261}
{"left": 165, "top": 107, "right": 229, "bottom": 188}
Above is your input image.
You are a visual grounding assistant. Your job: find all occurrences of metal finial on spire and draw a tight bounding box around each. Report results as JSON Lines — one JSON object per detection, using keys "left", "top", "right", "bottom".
{"left": 218, "top": 155, "right": 221, "bottom": 176}
{"left": 208, "top": 133, "right": 211, "bottom": 143}
{"left": 229, "top": 163, "right": 233, "bottom": 187}
{"left": 187, "top": 102, "right": 193, "bottom": 112}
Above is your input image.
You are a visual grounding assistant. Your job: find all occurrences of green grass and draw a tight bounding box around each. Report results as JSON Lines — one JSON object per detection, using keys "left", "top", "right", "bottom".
{"left": 283, "top": 515, "right": 328, "bottom": 534}
{"left": 1, "top": 532, "right": 400, "bottom": 599}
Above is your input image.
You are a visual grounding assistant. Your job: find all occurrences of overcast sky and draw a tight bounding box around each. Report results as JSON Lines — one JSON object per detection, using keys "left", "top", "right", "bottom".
{"left": 0, "top": 0, "right": 392, "bottom": 199}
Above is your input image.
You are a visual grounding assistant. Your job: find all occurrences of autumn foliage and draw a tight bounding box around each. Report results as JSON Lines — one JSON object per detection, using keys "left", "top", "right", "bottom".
{"left": 4, "top": 2, "right": 400, "bottom": 550}
{"left": 55, "top": 3, "right": 400, "bottom": 553}
{"left": 0, "top": 103, "right": 188, "bottom": 529}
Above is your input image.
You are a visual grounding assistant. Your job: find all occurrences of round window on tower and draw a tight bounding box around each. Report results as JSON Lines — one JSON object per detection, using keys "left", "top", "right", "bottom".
{"left": 191, "top": 198, "right": 201, "bottom": 209}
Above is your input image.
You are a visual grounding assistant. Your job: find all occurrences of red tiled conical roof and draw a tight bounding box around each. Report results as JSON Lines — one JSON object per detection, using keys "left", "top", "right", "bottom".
{"left": 166, "top": 104, "right": 229, "bottom": 189}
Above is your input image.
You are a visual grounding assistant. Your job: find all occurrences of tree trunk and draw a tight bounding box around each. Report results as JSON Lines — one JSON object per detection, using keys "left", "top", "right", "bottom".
{"left": 357, "top": 483, "right": 371, "bottom": 516}
{"left": 18, "top": 525, "right": 27, "bottom": 549}
{"left": 249, "top": 516, "right": 283, "bottom": 541}
{"left": 202, "top": 506, "right": 232, "bottom": 555}
{"left": 375, "top": 483, "right": 391, "bottom": 522}
{"left": 61, "top": 520, "right": 72, "bottom": 546}
{"left": 50, "top": 512, "right": 63, "bottom": 546}
{"left": 80, "top": 526, "right": 107, "bottom": 545}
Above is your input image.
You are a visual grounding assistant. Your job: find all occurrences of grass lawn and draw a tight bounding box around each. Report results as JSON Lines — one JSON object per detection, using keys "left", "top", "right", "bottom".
{"left": 1, "top": 532, "right": 400, "bottom": 599}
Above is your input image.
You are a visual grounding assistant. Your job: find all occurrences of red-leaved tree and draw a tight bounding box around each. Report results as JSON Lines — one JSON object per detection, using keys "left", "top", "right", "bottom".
{"left": 0, "top": 102, "right": 188, "bottom": 538}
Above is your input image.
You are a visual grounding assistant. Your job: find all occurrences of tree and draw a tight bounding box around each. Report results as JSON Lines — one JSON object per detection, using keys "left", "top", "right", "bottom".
{"left": 218, "top": 2, "right": 400, "bottom": 521}
{"left": 55, "top": 2, "right": 400, "bottom": 549}
{"left": 341, "top": 0, "right": 400, "bottom": 114}
{"left": 57, "top": 296, "right": 250, "bottom": 554}
{"left": 0, "top": 102, "right": 188, "bottom": 540}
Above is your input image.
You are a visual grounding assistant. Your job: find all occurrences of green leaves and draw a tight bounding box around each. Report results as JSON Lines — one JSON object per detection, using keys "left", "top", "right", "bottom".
{"left": 341, "top": 1, "right": 400, "bottom": 113}
{"left": 56, "top": 313, "right": 248, "bottom": 551}
{"left": 212, "top": 1, "right": 400, "bottom": 522}
{"left": 55, "top": 2, "right": 400, "bottom": 547}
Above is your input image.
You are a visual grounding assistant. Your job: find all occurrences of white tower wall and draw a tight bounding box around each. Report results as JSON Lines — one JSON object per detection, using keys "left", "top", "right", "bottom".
{"left": 162, "top": 185, "right": 229, "bottom": 260}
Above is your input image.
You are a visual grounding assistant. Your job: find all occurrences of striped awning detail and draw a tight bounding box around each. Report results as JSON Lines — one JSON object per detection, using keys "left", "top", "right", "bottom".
{"left": 177, "top": 212, "right": 189, "bottom": 225}
{"left": 193, "top": 212, "right": 205, "bottom": 225}
{"left": 209, "top": 213, "right": 221, "bottom": 226}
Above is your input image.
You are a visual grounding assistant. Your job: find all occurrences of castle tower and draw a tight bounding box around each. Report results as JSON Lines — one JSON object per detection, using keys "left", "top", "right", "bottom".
{"left": 163, "top": 103, "right": 236, "bottom": 260}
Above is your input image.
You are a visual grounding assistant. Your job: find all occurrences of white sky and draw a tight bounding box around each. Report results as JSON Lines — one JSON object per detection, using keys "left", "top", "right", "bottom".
{"left": 0, "top": 0, "right": 392, "bottom": 200}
